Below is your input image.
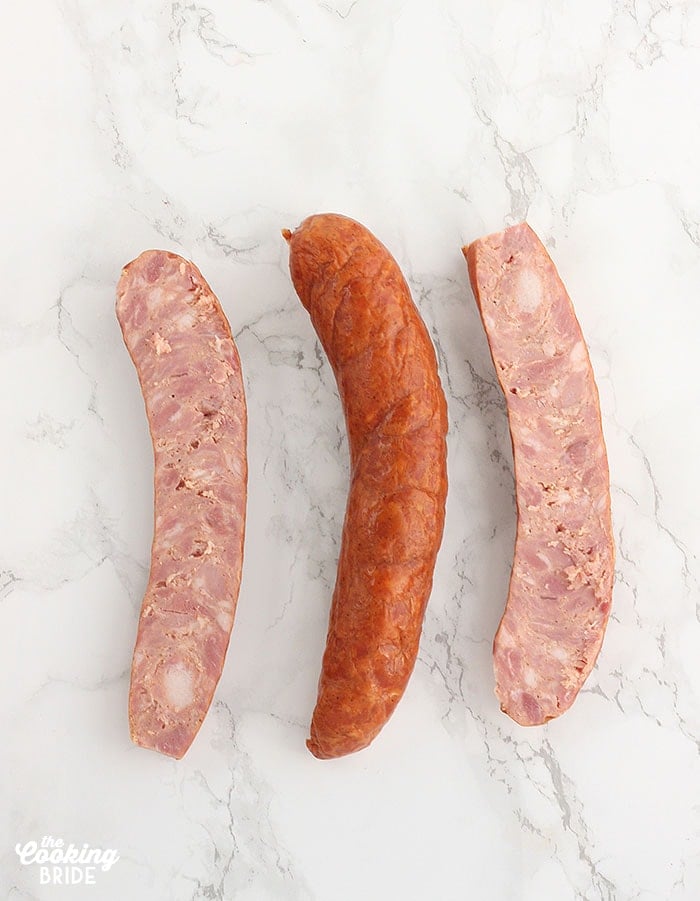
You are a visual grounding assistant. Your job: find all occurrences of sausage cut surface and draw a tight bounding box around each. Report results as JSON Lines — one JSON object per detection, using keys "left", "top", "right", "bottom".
{"left": 117, "top": 250, "right": 247, "bottom": 758}
{"left": 464, "top": 223, "right": 614, "bottom": 726}
{"left": 286, "top": 214, "right": 448, "bottom": 758}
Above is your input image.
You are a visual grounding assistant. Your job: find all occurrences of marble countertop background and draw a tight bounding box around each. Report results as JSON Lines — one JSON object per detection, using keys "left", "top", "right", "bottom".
{"left": 2, "top": 1, "right": 700, "bottom": 899}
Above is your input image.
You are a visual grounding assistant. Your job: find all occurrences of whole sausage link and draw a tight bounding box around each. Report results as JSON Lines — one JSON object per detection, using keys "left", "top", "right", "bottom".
{"left": 285, "top": 214, "right": 448, "bottom": 759}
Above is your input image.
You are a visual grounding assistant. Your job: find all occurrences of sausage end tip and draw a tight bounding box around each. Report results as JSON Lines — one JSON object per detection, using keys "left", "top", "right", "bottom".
{"left": 281, "top": 228, "right": 293, "bottom": 243}
{"left": 306, "top": 738, "right": 323, "bottom": 759}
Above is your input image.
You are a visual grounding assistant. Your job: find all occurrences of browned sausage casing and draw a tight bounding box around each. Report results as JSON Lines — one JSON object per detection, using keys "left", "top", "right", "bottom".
{"left": 464, "top": 223, "right": 614, "bottom": 726}
{"left": 285, "top": 214, "right": 448, "bottom": 759}
{"left": 117, "top": 250, "right": 247, "bottom": 759}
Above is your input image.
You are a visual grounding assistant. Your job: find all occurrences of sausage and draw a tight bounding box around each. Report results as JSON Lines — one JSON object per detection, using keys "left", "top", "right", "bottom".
{"left": 284, "top": 214, "right": 448, "bottom": 758}
{"left": 464, "top": 223, "right": 614, "bottom": 725}
{"left": 116, "top": 250, "right": 247, "bottom": 758}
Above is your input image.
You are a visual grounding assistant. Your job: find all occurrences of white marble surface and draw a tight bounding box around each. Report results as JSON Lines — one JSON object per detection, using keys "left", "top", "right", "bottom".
{"left": 2, "top": 1, "right": 700, "bottom": 898}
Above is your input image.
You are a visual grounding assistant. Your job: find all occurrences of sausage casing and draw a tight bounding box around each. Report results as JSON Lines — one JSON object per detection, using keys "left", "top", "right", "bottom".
{"left": 285, "top": 214, "right": 448, "bottom": 758}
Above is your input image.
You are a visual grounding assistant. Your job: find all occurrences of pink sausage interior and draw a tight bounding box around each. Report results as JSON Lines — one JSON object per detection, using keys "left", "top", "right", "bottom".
{"left": 117, "top": 250, "right": 247, "bottom": 758}
{"left": 465, "top": 223, "right": 614, "bottom": 726}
